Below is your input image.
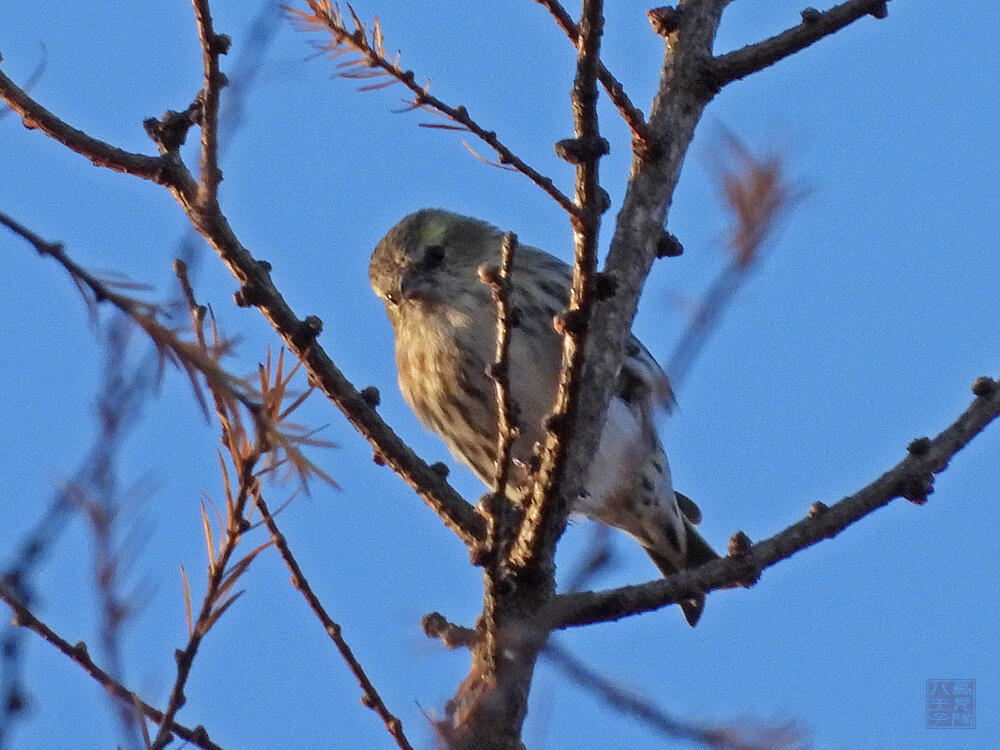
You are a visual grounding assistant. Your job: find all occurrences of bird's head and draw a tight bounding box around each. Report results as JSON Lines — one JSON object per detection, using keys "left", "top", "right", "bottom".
{"left": 369, "top": 209, "right": 500, "bottom": 313}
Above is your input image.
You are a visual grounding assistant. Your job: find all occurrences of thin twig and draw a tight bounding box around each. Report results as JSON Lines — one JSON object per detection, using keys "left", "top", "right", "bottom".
{"left": 0, "top": 68, "right": 174, "bottom": 184}
{"left": 149, "top": 454, "right": 262, "bottom": 750}
{"left": 530, "top": 0, "right": 650, "bottom": 145}
{"left": 511, "top": 0, "right": 606, "bottom": 572}
{"left": 254, "top": 495, "right": 414, "bottom": 750}
{"left": 191, "top": 0, "right": 227, "bottom": 206}
{"left": 0, "top": 580, "right": 225, "bottom": 750}
{"left": 711, "top": 0, "right": 891, "bottom": 86}
{"left": 666, "top": 138, "right": 798, "bottom": 391}
{"left": 479, "top": 232, "right": 520, "bottom": 667}
{"left": 550, "top": 377, "right": 1000, "bottom": 627}
{"left": 543, "top": 639, "right": 806, "bottom": 750}
{"left": 421, "top": 612, "right": 478, "bottom": 650}
{"left": 285, "top": 1, "right": 576, "bottom": 214}
{"left": 0, "top": 211, "right": 250, "bottom": 420}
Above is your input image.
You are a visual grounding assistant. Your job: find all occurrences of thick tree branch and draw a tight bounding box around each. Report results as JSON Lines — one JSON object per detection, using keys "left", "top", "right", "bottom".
{"left": 0, "top": 580, "right": 224, "bottom": 750}
{"left": 550, "top": 377, "right": 1000, "bottom": 628}
{"left": 711, "top": 0, "right": 891, "bottom": 86}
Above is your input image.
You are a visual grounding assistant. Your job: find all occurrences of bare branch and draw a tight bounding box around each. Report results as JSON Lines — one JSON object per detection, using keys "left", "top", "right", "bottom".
{"left": 712, "top": 0, "right": 892, "bottom": 86}
{"left": 422, "top": 612, "right": 478, "bottom": 650}
{"left": 254, "top": 495, "right": 413, "bottom": 750}
{"left": 191, "top": 0, "right": 230, "bottom": 205}
{"left": 530, "top": 0, "right": 650, "bottom": 145}
{"left": 511, "top": 0, "right": 607, "bottom": 573}
{"left": 0, "top": 211, "right": 253, "bottom": 421}
{"left": 478, "top": 232, "right": 521, "bottom": 668}
{"left": 543, "top": 639, "right": 807, "bottom": 750}
{"left": 284, "top": 1, "right": 576, "bottom": 214}
{"left": 0, "top": 580, "right": 225, "bottom": 750}
{"left": 667, "top": 137, "right": 800, "bottom": 391}
{"left": 148, "top": 450, "right": 262, "bottom": 750}
{"left": 0, "top": 67, "right": 175, "bottom": 184}
{"left": 550, "top": 378, "right": 1000, "bottom": 627}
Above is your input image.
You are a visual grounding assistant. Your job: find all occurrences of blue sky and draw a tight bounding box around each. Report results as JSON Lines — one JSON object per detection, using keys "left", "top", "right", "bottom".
{"left": 2, "top": 2, "right": 998, "bottom": 749}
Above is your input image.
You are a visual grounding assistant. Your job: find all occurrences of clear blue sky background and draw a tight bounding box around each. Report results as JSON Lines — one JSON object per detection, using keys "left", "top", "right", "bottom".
{"left": 2, "top": 2, "right": 998, "bottom": 749}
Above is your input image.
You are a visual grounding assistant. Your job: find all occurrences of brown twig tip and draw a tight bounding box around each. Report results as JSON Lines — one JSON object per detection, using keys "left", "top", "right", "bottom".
{"left": 593, "top": 271, "right": 618, "bottom": 301}
{"left": 972, "top": 376, "right": 997, "bottom": 398}
{"left": 907, "top": 437, "right": 931, "bottom": 457}
{"left": 476, "top": 263, "right": 502, "bottom": 287}
{"left": 421, "top": 612, "right": 477, "bottom": 649}
{"left": 544, "top": 412, "right": 569, "bottom": 436}
{"left": 360, "top": 385, "right": 381, "bottom": 407}
{"left": 727, "top": 531, "right": 753, "bottom": 557}
{"left": 143, "top": 108, "right": 199, "bottom": 152}
{"left": 554, "top": 136, "right": 610, "bottom": 165}
{"left": 552, "top": 308, "right": 587, "bottom": 337}
{"left": 898, "top": 473, "right": 934, "bottom": 506}
{"left": 190, "top": 726, "right": 209, "bottom": 743}
{"left": 727, "top": 531, "right": 760, "bottom": 587}
{"left": 869, "top": 2, "right": 889, "bottom": 19}
{"left": 655, "top": 231, "right": 684, "bottom": 258}
{"left": 800, "top": 7, "right": 822, "bottom": 24}
{"left": 233, "top": 281, "right": 267, "bottom": 308}
{"left": 808, "top": 501, "right": 828, "bottom": 518}
{"left": 211, "top": 33, "right": 232, "bottom": 55}
{"left": 292, "top": 315, "right": 323, "bottom": 348}
{"left": 647, "top": 6, "right": 682, "bottom": 37}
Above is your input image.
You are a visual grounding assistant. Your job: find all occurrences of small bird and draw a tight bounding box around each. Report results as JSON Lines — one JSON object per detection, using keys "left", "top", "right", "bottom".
{"left": 369, "top": 209, "right": 718, "bottom": 625}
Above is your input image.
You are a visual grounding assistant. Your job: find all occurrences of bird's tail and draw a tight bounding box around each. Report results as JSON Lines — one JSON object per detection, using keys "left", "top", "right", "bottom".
{"left": 642, "top": 519, "right": 719, "bottom": 627}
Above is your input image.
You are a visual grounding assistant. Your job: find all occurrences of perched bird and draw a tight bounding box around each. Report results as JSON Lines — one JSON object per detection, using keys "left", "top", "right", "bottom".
{"left": 369, "top": 209, "right": 718, "bottom": 625}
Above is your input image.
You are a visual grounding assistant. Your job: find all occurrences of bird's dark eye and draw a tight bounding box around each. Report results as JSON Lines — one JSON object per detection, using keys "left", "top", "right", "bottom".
{"left": 421, "top": 244, "right": 445, "bottom": 269}
{"left": 385, "top": 291, "right": 399, "bottom": 305}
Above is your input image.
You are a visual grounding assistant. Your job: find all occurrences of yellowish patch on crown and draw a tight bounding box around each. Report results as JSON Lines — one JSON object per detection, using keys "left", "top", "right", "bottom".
{"left": 417, "top": 212, "right": 454, "bottom": 248}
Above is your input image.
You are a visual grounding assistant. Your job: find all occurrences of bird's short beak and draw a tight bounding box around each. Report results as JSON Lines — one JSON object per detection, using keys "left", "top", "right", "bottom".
{"left": 399, "top": 268, "right": 435, "bottom": 302}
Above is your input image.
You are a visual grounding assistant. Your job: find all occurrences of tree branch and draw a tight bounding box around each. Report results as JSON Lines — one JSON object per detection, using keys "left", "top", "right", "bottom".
{"left": 0, "top": 66, "right": 485, "bottom": 549}
{"left": 255, "top": 495, "right": 413, "bottom": 750}
{"left": 530, "top": 0, "right": 651, "bottom": 145}
{"left": 0, "top": 580, "right": 225, "bottom": 750}
{"left": 711, "top": 0, "right": 891, "bottom": 86}
{"left": 0, "top": 66, "right": 177, "bottom": 185}
{"left": 550, "top": 377, "right": 1000, "bottom": 628}
{"left": 542, "top": 639, "right": 806, "bottom": 750}
{"left": 479, "top": 232, "right": 521, "bottom": 669}
{"left": 510, "top": 0, "right": 607, "bottom": 574}
{"left": 285, "top": 1, "right": 576, "bottom": 214}
{"left": 191, "top": 0, "right": 229, "bottom": 205}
